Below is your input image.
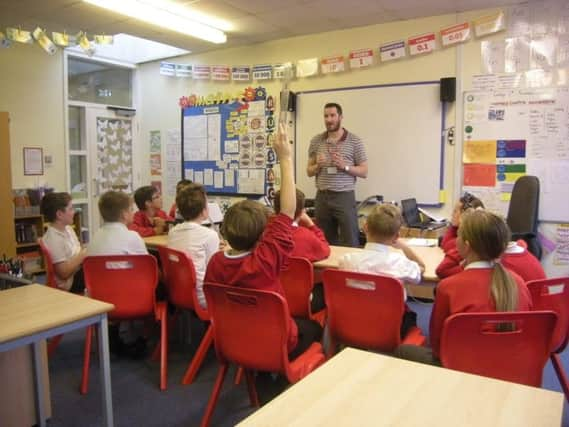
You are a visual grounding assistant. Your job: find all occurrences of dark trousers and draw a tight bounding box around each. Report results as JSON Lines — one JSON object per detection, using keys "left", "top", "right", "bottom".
{"left": 69, "top": 267, "right": 85, "bottom": 294}
{"left": 315, "top": 190, "right": 359, "bottom": 247}
{"left": 288, "top": 318, "right": 323, "bottom": 360}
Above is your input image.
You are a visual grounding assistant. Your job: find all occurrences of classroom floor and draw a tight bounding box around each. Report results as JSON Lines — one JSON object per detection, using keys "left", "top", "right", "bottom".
{"left": 45, "top": 298, "right": 569, "bottom": 427}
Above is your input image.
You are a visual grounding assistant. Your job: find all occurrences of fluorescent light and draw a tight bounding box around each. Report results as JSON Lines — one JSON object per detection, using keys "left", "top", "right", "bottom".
{"left": 83, "top": 0, "right": 227, "bottom": 44}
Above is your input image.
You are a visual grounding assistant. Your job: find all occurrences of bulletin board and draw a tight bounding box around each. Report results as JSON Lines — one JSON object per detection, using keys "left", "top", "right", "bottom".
{"left": 462, "top": 87, "right": 569, "bottom": 222}
{"left": 181, "top": 87, "right": 277, "bottom": 196}
{"left": 295, "top": 82, "right": 444, "bottom": 206}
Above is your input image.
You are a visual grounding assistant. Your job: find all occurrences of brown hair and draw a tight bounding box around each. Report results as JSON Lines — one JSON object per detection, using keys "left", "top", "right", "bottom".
{"left": 324, "top": 102, "right": 343, "bottom": 115}
{"left": 133, "top": 185, "right": 158, "bottom": 210}
{"left": 459, "top": 210, "right": 517, "bottom": 311}
{"left": 221, "top": 200, "right": 268, "bottom": 251}
{"left": 274, "top": 188, "right": 305, "bottom": 219}
{"left": 365, "top": 204, "right": 402, "bottom": 240}
{"left": 176, "top": 179, "right": 192, "bottom": 194}
{"left": 40, "top": 192, "right": 71, "bottom": 222}
{"left": 99, "top": 191, "right": 131, "bottom": 222}
{"left": 177, "top": 183, "right": 207, "bottom": 221}
{"left": 459, "top": 192, "right": 484, "bottom": 211}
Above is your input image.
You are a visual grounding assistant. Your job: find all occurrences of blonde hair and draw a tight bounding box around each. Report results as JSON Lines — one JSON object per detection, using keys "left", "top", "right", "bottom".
{"left": 458, "top": 210, "right": 517, "bottom": 311}
{"left": 366, "top": 204, "right": 402, "bottom": 240}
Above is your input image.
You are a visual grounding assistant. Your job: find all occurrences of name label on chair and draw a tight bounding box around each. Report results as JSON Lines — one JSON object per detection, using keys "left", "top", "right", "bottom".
{"left": 548, "top": 284, "right": 565, "bottom": 295}
{"left": 105, "top": 261, "right": 134, "bottom": 270}
{"left": 168, "top": 254, "right": 180, "bottom": 262}
{"left": 346, "top": 279, "right": 376, "bottom": 291}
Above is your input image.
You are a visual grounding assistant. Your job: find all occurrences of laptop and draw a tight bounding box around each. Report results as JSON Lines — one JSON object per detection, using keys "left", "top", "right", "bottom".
{"left": 401, "top": 198, "right": 446, "bottom": 229}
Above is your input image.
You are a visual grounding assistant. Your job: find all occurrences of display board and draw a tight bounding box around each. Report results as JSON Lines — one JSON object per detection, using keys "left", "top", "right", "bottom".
{"left": 462, "top": 87, "right": 569, "bottom": 222}
{"left": 295, "top": 82, "right": 444, "bottom": 206}
{"left": 181, "top": 88, "right": 277, "bottom": 196}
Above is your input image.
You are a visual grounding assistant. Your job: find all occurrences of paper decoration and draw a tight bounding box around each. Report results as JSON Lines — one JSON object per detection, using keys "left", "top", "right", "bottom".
{"left": 349, "top": 48, "right": 373, "bottom": 68}
{"left": 252, "top": 64, "right": 273, "bottom": 80}
{"left": 296, "top": 58, "right": 319, "bottom": 77}
{"left": 408, "top": 33, "right": 436, "bottom": 56}
{"left": 94, "top": 35, "right": 113, "bottom": 45}
{"left": 440, "top": 22, "right": 471, "bottom": 47}
{"left": 463, "top": 164, "right": 496, "bottom": 187}
{"left": 52, "top": 32, "right": 71, "bottom": 47}
{"left": 175, "top": 64, "right": 192, "bottom": 78}
{"left": 379, "top": 40, "right": 406, "bottom": 62}
{"left": 232, "top": 66, "right": 251, "bottom": 81}
{"left": 77, "top": 31, "right": 94, "bottom": 56}
{"left": 160, "top": 62, "right": 176, "bottom": 76}
{"left": 0, "top": 32, "right": 9, "bottom": 49}
{"left": 474, "top": 11, "right": 505, "bottom": 37}
{"left": 212, "top": 65, "right": 230, "bottom": 81}
{"left": 31, "top": 28, "right": 56, "bottom": 55}
{"left": 193, "top": 65, "right": 211, "bottom": 79}
{"left": 481, "top": 40, "right": 505, "bottom": 74}
{"left": 321, "top": 55, "right": 345, "bottom": 73}
{"left": 6, "top": 28, "right": 32, "bottom": 44}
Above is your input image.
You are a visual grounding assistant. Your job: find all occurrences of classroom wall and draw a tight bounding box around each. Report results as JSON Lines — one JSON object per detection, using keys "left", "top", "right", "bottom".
{"left": 0, "top": 44, "right": 67, "bottom": 190}
{"left": 137, "top": 8, "right": 500, "bottom": 218}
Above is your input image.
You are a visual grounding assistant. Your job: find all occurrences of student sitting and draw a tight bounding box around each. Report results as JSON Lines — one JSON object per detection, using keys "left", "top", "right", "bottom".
{"left": 88, "top": 190, "right": 148, "bottom": 256}
{"left": 396, "top": 210, "right": 532, "bottom": 365}
{"left": 129, "top": 185, "right": 173, "bottom": 237}
{"left": 501, "top": 239, "right": 546, "bottom": 282}
{"left": 40, "top": 192, "right": 87, "bottom": 293}
{"left": 436, "top": 192, "right": 484, "bottom": 279}
{"left": 205, "top": 124, "right": 322, "bottom": 360}
{"left": 168, "top": 183, "right": 220, "bottom": 308}
{"left": 169, "top": 178, "right": 192, "bottom": 219}
{"left": 338, "top": 203, "right": 425, "bottom": 336}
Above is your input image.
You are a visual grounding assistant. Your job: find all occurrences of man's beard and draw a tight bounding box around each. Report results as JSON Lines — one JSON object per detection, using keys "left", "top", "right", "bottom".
{"left": 326, "top": 122, "right": 341, "bottom": 132}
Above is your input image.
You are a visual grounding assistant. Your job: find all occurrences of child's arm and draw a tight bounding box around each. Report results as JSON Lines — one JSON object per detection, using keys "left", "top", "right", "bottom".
{"left": 274, "top": 123, "right": 295, "bottom": 219}
{"left": 54, "top": 247, "right": 87, "bottom": 280}
{"left": 392, "top": 239, "right": 425, "bottom": 273}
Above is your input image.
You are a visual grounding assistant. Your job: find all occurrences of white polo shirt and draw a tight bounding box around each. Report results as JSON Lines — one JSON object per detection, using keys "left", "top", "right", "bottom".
{"left": 167, "top": 221, "right": 220, "bottom": 308}
{"left": 88, "top": 222, "right": 148, "bottom": 256}
{"left": 43, "top": 225, "right": 82, "bottom": 291}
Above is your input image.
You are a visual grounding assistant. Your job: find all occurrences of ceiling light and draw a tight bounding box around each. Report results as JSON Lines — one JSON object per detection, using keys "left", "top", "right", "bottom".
{"left": 83, "top": 0, "right": 227, "bottom": 44}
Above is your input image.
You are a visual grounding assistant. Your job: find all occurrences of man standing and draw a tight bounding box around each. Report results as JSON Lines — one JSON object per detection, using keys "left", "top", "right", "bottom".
{"left": 307, "top": 103, "right": 368, "bottom": 246}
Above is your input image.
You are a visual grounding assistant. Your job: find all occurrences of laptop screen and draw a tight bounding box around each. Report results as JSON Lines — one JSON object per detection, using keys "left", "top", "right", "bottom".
{"left": 401, "top": 198, "right": 421, "bottom": 226}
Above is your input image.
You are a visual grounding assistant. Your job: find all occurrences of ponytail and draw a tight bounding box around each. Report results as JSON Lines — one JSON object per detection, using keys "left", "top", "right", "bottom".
{"left": 491, "top": 262, "right": 518, "bottom": 312}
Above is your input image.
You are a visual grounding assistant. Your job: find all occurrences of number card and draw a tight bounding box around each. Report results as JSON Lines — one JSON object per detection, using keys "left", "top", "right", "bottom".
{"left": 349, "top": 48, "right": 374, "bottom": 69}
{"left": 408, "top": 33, "right": 436, "bottom": 56}
{"left": 440, "top": 22, "right": 471, "bottom": 47}
{"left": 321, "top": 55, "right": 345, "bottom": 73}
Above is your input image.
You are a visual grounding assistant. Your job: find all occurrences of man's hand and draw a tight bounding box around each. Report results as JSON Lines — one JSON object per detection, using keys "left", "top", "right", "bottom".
{"left": 331, "top": 152, "right": 346, "bottom": 170}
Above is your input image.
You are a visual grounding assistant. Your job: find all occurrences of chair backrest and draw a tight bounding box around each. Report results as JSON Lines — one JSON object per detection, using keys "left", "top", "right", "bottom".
{"left": 157, "top": 246, "right": 207, "bottom": 320}
{"left": 83, "top": 255, "right": 158, "bottom": 320}
{"left": 38, "top": 238, "right": 58, "bottom": 289}
{"left": 280, "top": 257, "right": 314, "bottom": 318}
{"left": 204, "top": 282, "right": 290, "bottom": 374}
{"left": 322, "top": 269, "right": 406, "bottom": 352}
{"left": 507, "top": 175, "right": 540, "bottom": 233}
{"left": 440, "top": 311, "right": 557, "bottom": 387}
{"left": 527, "top": 277, "right": 569, "bottom": 353}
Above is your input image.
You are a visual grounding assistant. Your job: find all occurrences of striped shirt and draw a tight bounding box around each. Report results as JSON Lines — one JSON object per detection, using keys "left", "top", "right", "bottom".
{"left": 308, "top": 128, "right": 367, "bottom": 192}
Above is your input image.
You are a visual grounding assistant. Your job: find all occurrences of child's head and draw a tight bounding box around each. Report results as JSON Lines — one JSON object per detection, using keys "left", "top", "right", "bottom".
{"left": 40, "top": 192, "right": 74, "bottom": 224}
{"left": 176, "top": 183, "right": 208, "bottom": 221}
{"left": 451, "top": 192, "right": 484, "bottom": 226}
{"left": 134, "top": 185, "right": 161, "bottom": 211}
{"left": 176, "top": 179, "right": 192, "bottom": 195}
{"left": 273, "top": 189, "right": 305, "bottom": 219}
{"left": 98, "top": 191, "right": 133, "bottom": 224}
{"left": 457, "top": 210, "right": 510, "bottom": 261}
{"left": 221, "top": 200, "right": 269, "bottom": 251}
{"left": 364, "top": 204, "right": 402, "bottom": 243}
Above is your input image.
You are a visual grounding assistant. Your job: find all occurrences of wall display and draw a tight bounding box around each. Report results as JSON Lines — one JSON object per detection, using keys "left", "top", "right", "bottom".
{"left": 23, "top": 147, "right": 43, "bottom": 176}
{"left": 463, "top": 87, "right": 569, "bottom": 222}
{"left": 181, "top": 87, "right": 275, "bottom": 196}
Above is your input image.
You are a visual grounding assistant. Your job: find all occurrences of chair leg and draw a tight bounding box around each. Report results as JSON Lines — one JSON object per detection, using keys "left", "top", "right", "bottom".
{"left": 160, "top": 312, "right": 168, "bottom": 391}
{"left": 48, "top": 334, "right": 64, "bottom": 357}
{"left": 182, "top": 324, "right": 213, "bottom": 385}
{"left": 244, "top": 370, "right": 260, "bottom": 407}
{"left": 80, "top": 326, "right": 94, "bottom": 395}
{"left": 551, "top": 353, "right": 569, "bottom": 401}
{"left": 234, "top": 366, "right": 244, "bottom": 385}
{"left": 200, "top": 364, "right": 229, "bottom": 427}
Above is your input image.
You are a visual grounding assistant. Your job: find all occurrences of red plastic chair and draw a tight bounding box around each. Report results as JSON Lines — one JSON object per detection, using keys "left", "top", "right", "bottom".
{"left": 80, "top": 255, "right": 168, "bottom": 392}
{"left": 38, "top": 238, "right": 66, "bottom": 356}
{"left": 200, "top": 283, "right": 325, "bottom": 427}
{"left": 280, "top": 257, "right": 326, "bottom": 326}
{"left": 322, "top": 269, "right": 426, "bottom": 356}
{"left": 157, "top": 246, "right": 213, "bottom": 385}
{"left": 440, "top": 311, "right": 557, "bottom": 386}
{"left": 527, "top": 277, "right": 569, "bottom": 399}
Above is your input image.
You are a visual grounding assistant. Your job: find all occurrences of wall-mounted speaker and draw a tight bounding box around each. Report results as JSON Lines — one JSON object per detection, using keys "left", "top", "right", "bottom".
{"left": 440, "top": 77, "right": 456, "bottom": 103}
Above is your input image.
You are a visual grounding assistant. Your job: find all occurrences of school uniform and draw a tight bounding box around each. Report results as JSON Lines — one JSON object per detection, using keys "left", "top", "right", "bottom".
{"left": 436, "top": 225, "right": 463, "bottom": 279}
{"left": 42, "top": 225, "right": 82, "bottom": 292}
{"left": 88, "top": 222, "right": 148, "bottom": 256}
{"left": 501, "top": 241, "right": 546, "bottom": 282}
{"left": 290, "top": 222, "right": 330, "bottom": 261}
{"left": 128, "top": 209, "right": 172, "bottom": 237}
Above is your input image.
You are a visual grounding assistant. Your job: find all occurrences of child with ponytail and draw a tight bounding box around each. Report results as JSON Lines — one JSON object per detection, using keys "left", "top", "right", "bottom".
{"left": 396, "top": 210, "right": 532, "bottom": 365}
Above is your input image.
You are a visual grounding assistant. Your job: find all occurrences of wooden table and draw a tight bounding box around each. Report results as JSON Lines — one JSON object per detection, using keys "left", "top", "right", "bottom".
{"left": 238, "top": 347, "right": 564, "bottom": 427}
{"left": 0, "top": 285, "right": 115, "bottom": 427}
{"left": 143, "top": 234, "right": 167, "bottom": 249}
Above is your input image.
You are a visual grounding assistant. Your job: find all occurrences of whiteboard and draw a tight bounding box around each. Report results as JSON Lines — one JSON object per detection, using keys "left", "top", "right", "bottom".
{"left": 295, "top": 82, "right": 443, "bottom": 205}
{"left": 462, "top": 88, "right": 569, "bottom": 222}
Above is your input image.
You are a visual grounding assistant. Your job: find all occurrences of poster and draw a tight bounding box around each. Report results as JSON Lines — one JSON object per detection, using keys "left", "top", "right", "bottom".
{"left": 150, "top": 153, "right": 162, "bottom": 176}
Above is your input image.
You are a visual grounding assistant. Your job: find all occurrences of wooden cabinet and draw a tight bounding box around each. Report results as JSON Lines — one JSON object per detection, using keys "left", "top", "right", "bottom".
{"left": 0, "top": 112, "right": 16, "bottom": 258}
